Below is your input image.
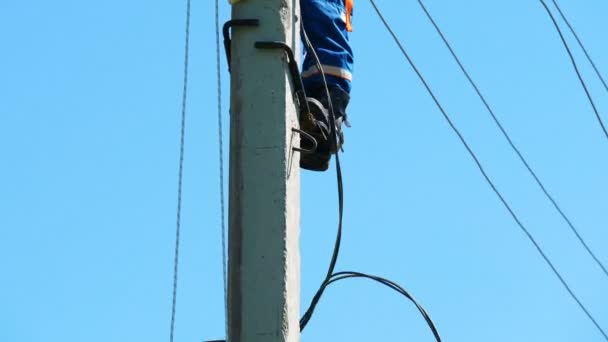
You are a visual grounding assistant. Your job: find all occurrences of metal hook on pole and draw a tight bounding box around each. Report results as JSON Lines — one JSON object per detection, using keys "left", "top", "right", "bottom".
{"left": 223, "top": 19, "right": 260, "bottom": 72}
{"left": 255, "top": 41, "right": 311, "bottom": 116}
{"left": 291, "top": 128, "right": 318, "bottom": 154}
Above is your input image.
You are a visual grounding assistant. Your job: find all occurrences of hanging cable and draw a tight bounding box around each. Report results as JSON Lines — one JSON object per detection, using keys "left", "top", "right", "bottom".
{"left": 369, "top": 0, "right": 608, "bottom": 340}
{"left": 299, "top": 21, "right": 345, "bottom": 327}
{"left": 326, "top": 271, "right": 441, "bottom": 342}
{"left": 539, "top": 0, "right": 608, "bottom": 142}
{"left": 169, "top": 0, "right": 191, "bottom": 341}
{"left": 214, "top": 0, "right": 229, "bottom": 329}
{"left": 550, "top": 0, "right": 608, "bottom": 94}
{"left": 303, "top": 270, "right": 441, "bottom": 341}
{"left": 416, "top": 0, "right": 608, "bottom": 279}
{"left": 299, "top": 21, "right": 441, "bottom": 342}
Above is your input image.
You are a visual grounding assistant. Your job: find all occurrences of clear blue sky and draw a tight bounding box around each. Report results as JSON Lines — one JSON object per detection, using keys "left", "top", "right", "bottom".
{"left": 1, "top": 0, "right": 607, "bottom": 341}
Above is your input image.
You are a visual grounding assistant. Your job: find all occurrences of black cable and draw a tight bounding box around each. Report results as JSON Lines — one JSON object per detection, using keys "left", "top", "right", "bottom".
{"left": 369, "top": 0, "right": 608, "bottom": 340}
{"left": 539, "top": 0, "right": 608, "bottom": 142}
{"left": 299, "top": 21, "right": 441, "bottom": 342}
{"left": 300, "top": 271, "right": 442, "bottom": 341}
{"left": 299, "top": 21, "right": 345, "bottom": 327}
{"left": 550, "top": 0, "right": 608, "bottom": 94}
{"left": 326, "top": 272, "right": 441, "bottom": 342}
{"left": 170, "top": 0, "right": 191, "bottom": 341}
{"left": 416, "top": 0, "right": 608, "bottom": 279}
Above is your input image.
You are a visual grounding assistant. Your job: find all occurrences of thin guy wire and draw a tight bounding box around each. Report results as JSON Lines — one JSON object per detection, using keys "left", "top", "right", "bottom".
{"left": 369, "top": 1, "right": 608, "bottom": 340}
{"left": 551, "top": 0, "right": 608, "bottom": 94}
{"left": 170, "top": 0, "right": 191, "bottom": 341}
{"left": 215, "top": 0, "right": 228, "bottom": 325}
{"left": 416, "top": 0, "right": 608, "bottom": 279}
{"left": 539, "top": 0, "right": 608, "bottom": 142}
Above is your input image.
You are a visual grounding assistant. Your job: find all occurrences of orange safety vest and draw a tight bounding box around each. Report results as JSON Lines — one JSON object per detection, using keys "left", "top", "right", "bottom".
{"left": 345, "top": 0, "right": 353, "bottom": 32}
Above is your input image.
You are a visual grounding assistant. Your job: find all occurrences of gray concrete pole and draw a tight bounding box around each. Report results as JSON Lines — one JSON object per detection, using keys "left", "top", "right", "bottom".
{"left": 227, "top": 1, "right": 301, "bottom": 342}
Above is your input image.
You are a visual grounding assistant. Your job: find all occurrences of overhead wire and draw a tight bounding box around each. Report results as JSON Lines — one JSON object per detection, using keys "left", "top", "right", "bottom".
{"left": 538, "top": 0, "right": 608, "bottom": 142}
{"left": 368, "top": 0, "right": 608, "bottom": 340}
{"left": 415, "top": 0, "right": 608, "bottom": 279}
{"left": 550, "top": 0, "right": 608, "bottom": 94}
{"left": 214, "top": 0, "right": 229, "bottom": 336}
{"left": 169, "top": 0, "right": 192, "bottom": 341}
{"left": 299, "top": 20, "right": 442, "bottom": 342}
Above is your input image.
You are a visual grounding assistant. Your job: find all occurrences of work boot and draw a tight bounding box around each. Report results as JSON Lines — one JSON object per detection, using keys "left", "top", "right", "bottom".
{"left": 299, "top": 97, "right": 331, "bottom": 171}
{"left": 299, "top": 86, "right": 350, "bottom": 171}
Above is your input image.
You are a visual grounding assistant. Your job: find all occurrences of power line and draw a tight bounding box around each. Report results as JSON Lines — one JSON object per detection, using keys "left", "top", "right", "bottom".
{"left": 539, "top": 0, "right": 608, "bottom": 142}
{"left": 214, "top": 0, "right": 228, "bottom": 333}
{"left": 368, "top": 0, "right": 608, "bottom": 340}
{"left": 550, "top": 0, "right": 608, "bottom": 94}
{"left": 169, "top": 0, "right": 191, "bottom": 341}
{"left": 415, "top": 0, "right": 608, "bottom": 279}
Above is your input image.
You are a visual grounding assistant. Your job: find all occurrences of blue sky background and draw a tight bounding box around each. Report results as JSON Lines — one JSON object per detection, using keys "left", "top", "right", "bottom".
{"left": 1, "top": 0, "right": 607, "bottom": 341}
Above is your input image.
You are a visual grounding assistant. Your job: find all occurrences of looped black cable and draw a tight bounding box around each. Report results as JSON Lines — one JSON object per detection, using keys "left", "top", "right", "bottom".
{"left": 299, "top": 19, "right": 442, "bottom": 342}
{"left": 298, "top": 21, "right": 346, "bottom": 331}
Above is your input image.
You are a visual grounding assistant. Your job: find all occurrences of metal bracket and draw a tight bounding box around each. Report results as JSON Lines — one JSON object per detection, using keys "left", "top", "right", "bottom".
{"left": 255, "top": 42, "right": 324, "bottom": 155}
{"left": 254, "top": 41, "right": 311, "bottom": 116}
{"left": 291, "top": 128, "right": 318, "bottom": 154}
{"left": 223, "top": 19, "right": 260, "bottom": 72}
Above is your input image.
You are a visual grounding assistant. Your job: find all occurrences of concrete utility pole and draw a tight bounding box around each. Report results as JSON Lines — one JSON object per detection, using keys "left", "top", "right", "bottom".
{"left": 227, "top": 1, "right": 301, "bottom": 342}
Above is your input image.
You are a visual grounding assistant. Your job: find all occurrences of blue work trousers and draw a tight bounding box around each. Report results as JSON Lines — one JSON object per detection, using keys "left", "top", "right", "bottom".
{"left": 301, "top": 0, "right": 354, "bottom": 94}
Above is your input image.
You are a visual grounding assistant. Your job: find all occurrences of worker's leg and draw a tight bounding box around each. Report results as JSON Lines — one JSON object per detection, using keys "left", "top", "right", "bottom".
{"left": 301, "top": 0, "right": 353, "bottom": 95}
{"left": 300, "top": 0, "right": 354, "bottom": 171}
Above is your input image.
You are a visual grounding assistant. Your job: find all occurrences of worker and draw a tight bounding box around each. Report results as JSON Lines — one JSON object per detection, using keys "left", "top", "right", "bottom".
{"left": 299, "top": 0, "right": 354, "bottom": 171}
